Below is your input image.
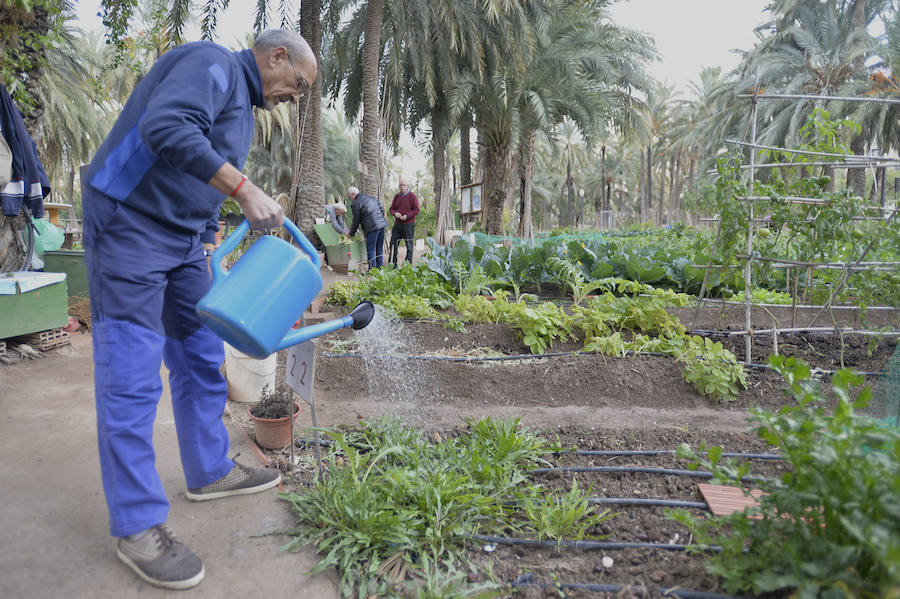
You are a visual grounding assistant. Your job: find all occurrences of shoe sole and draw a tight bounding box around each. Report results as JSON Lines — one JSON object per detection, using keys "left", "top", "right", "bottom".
{"left": 116, "top": 547, "right": 205, "bottom": 590}
{"left": 185, "top": 472, "right": 282, "bottom": 502}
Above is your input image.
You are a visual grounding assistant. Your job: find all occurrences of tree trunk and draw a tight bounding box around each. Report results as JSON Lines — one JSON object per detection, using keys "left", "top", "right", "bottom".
{"left": 847, "top": 0, "right": 868, "bottom": 197}
{"left": 482, "top": 127, "right": 513, "bottom": 235}
{"left": 359, "top": 0, "right": 384, "bottom": 197}
{"left": 291, "top": 0, "right": 325, "bottom": 240}
{"left": 517, "top": 128, "right": 535, "bottom": 238}
{"left": 645, "top": 144, "right": 652, "bottom": 223}
{"left": 566, "top": 160, "right": 574, "bottom": 227}
{"left": 460, "top": 119, "right": 472, "bottom": 186}
{"left": 432, "top": 107, "right": 452, "bottom": 245}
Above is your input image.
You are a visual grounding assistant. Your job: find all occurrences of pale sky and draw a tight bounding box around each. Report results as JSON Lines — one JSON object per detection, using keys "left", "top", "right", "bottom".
{"left": 74, "top": 0, "right": 772, "bottom": 175}
{"left": 608, "top": 0, "right": 770, "bottom": 94}
{"left": 78, "top": 1, "right": 772, "bottom": 94}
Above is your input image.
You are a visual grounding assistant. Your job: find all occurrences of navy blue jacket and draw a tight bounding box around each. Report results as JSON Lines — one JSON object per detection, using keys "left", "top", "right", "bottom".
{"left": 348, "top": 193, "right": 387, "bottom": 236}
{"left": 83, "top": 42, "right": 263, "bottom": 244}
{"left": 0, "top": 82, "right": 51, "bottom": 218}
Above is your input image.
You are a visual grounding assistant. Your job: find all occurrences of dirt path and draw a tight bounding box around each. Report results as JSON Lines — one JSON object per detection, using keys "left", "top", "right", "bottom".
{"left": 1, "top": 327, "right": 339, "bottom": 598}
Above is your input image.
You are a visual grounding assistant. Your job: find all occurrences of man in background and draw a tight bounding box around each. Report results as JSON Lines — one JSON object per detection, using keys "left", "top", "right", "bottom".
{"left": 347, "top": 185, "right": 387, "bottom": 269}
{"left": 388, "top": 178, "right": 419, "bottom": 266}
{"left": 325, "top": 201, "right": 350, "bottom": 235}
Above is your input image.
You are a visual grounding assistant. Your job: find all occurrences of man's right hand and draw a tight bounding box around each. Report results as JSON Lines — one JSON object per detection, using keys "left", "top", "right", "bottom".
{"left": 233, "top": 181, "right": 284, "bottom": 230}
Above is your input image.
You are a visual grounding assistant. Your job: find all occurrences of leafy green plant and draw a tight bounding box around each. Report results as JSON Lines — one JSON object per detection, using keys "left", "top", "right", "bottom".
{"left": 670, "top": 356, "right": 900, "bottom": 597}
{"left": 522, "top": 479, "right": 615, "bottom": 548}
{"left": 678, "top": 336, "right": 748, "bottom": 402}
{"left": 728, "top": 288, "right": 794, "bottom": 305}
{"left": 378, "top": 294, "right": 438, "bottom": 319}
{"left": 281, "top": 417, "right": 581, "bottom": 598}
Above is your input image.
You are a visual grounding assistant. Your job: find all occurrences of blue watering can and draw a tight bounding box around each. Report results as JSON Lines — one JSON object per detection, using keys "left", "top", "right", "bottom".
{"left": 196, "top": 217, "right": 374, "bottom": 359}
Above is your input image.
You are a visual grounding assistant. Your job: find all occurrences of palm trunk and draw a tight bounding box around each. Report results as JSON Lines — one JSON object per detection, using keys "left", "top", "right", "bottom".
{"left": 848, "top": 0, "right": 868, "bottom": 197}
{"left": 460, "top": 119, "right": 472, "bottom": 186}
{"left": 482, "top": 126, "right": 513, "bottom": 235}
{"left": 360, "top": 0, "right": 384, "bottom": 197}
{"left": 432, "top": 107, "right": 452, "bottom": 245}
{"left": 292, "top": 0, "right": 325, "bottom": 240}
{"left": 645, "top": 144, "right": 652, "bottom": 223}
{"left": 566, "top": 160, "right": 574, "bottom": 227}
{"left": 517, "top": 128, "right": 535, "bottom": 238}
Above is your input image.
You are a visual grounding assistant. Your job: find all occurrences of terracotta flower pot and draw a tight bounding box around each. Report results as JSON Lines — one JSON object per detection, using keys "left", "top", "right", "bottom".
{"left": 249, "top": 402, "right": 300, "bottom": 449}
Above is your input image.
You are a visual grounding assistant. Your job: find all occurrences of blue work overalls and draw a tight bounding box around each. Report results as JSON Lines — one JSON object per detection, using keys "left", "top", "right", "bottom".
{"left": 83, "top": 43, "right": 261, "bottom": 538}
{"left": 85, "top": 194, "right": 233, "bottom": 538}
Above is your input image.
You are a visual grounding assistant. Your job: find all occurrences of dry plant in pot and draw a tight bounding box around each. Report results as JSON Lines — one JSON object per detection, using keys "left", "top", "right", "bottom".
{"left": 248, "top": 385, "right": 300, "bottom": 449}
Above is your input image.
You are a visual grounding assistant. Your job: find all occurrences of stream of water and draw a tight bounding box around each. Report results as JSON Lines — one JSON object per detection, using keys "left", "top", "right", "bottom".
{"left": 351, "top": 306, "right": 446, "bottom": 427}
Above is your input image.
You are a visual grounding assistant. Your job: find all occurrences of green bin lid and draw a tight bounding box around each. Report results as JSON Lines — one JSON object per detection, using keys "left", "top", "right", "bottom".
{"left": 313, "top": 223, "right": 342, "bottom": 246}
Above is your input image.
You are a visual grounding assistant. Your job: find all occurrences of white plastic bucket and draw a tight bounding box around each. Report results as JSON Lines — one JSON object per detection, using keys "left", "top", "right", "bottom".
{"left": 223, "top": 342, "right": 277, "bottom": 403}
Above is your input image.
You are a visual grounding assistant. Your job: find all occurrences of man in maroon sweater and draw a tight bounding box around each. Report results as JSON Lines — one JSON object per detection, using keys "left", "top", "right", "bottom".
{"left": 388, "top": 178, "right": 419, "bottom": 266}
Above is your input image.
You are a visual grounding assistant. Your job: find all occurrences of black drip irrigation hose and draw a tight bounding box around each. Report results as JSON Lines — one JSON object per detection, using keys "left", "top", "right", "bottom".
{"left": 512, "top": 580, "right": 742, "bottom": 599}
{"left": 529, "top": 465, "right": 773, "bottom": 483}
{"left": 560, "top": 450, "right": 783, "bottom": 460}
{"left": 588, "top": 497, "right": 709, "bottom": 509}
{"left": 319, "top": 350, "right": 886, "bottom": 377}
{"left": 320, "top": 351, "right": 576, "bottom": 362}
{"left": 472, "top": 534, "right": 721, "bottom": 554}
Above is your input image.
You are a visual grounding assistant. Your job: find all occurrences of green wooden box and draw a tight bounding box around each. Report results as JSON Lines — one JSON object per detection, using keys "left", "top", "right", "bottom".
{"left": 0, "top": 272, "right": 69, "bottom": 339}
{"left": 43, "top": 250, "right": 89, "bottom": 298}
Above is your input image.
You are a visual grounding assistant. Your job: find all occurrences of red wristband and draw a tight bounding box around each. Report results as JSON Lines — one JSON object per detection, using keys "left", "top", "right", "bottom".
{"left": 229, "top": 174, "right": 248, "bottom": 197}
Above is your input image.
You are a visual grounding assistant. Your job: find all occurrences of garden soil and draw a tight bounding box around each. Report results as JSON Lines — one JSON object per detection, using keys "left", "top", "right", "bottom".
{"left": 3, "top": 256, "right": 898, "bottom": 597}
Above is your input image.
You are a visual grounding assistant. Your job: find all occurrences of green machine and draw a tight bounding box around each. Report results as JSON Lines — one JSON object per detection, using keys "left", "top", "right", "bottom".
{"left": 313, "top": 224, "right": 367, "bottom": 272}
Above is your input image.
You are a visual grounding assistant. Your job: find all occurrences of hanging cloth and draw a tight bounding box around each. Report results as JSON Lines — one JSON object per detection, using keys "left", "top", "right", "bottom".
{"left": 0, "top": 82, "right": 50, "bottom": 218}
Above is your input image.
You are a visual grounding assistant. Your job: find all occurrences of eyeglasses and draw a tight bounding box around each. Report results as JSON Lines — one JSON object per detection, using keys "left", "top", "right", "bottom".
{"left": 286, "top": 53, "right": 311, "bottom": 99}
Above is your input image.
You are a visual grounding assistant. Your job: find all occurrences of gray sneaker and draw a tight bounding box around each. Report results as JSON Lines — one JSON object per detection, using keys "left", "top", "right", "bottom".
{"left": 116, "top": 524, "right": 205, "bottom": 590}
{"left": 185, "top": 460, "right": 281, "bottom": 502}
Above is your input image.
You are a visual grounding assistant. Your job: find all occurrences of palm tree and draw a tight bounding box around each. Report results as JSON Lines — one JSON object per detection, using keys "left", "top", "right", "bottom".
{"left": 1, "top": 0, "right": 70, "bottom": 134}
{"left": 513, "top": 3, "right": 654, "bottom": 235}
{"left": 731, "top": 0, "right": 883, "bottom": 195}
{"left": 37, "top": 27, "right": 111, "bottom": 206}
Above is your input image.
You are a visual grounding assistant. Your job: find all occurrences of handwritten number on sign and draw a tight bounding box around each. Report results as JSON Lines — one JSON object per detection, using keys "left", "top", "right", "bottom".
{"left": 289, "top": 354, "right": 296, "bottom": 377}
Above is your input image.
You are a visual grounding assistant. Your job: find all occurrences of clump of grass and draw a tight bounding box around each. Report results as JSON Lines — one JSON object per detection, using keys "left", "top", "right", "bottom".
{"left": 280, "top": 416, "right": 609, "bottom": 598}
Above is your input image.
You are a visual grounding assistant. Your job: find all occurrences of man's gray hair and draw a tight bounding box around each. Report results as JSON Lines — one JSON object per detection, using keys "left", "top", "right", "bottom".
{"left": 347, "top": 186, "right": 360, "bottom": 196}
{"left": 253, "top": 29, "right": 307, "bottom": 58}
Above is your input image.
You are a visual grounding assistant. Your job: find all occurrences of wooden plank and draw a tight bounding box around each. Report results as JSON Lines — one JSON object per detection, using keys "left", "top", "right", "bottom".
{"left": 699, "top": 483, "right": 766, "bottom": 518}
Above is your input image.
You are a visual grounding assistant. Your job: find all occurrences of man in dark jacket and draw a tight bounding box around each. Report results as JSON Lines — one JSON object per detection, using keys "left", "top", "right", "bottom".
{"left": 81, "top": 29, "right": 316, "bottom": 589}
{"left": 347, "top": 185, "right": 387, "bottom": 269}
{"left": 388, "top": 178, "right": 419, "bottom": 266}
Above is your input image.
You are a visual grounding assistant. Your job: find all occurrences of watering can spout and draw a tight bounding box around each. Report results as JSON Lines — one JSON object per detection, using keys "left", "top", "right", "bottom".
{"left": 275, "top": 301, "right": 375, "bottom": 352}
{"left": 349, "top": 300, "right": 375, "bottom": 330}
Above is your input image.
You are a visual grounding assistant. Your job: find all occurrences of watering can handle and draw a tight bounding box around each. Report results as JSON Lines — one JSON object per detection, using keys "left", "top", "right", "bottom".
{"left": 209, "top": 217, "right": 322, "bottom": 286}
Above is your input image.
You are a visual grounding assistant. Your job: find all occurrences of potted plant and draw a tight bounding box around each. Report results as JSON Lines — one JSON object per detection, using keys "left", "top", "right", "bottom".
{"left": 248, "top": 385, "right": 300, "bottom": 449}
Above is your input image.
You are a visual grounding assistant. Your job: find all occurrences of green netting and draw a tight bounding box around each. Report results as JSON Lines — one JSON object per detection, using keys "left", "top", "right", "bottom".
{"left": 872, "top": 342, "right": 900, "bottom": 427}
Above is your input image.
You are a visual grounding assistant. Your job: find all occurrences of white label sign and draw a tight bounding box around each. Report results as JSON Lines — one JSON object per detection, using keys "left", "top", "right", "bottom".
{"left": 286, "top": 341, "right": 316, "bottom": 405}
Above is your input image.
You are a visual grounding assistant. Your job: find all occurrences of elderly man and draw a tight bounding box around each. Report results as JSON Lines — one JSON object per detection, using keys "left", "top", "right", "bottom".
{"left": 388, "top": 178, "right": 419, "bottom": 266}
{"left": 347, "top": 185, "right": 387, "bottom": 269}
{"left": 325, "top": 201, "right": 350, "bottom": 235}
{"left": 81, "top": 29, "right": 316, "bottom": 589}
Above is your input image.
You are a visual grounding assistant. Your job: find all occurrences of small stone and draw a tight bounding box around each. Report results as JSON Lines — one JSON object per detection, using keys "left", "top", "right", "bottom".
{"left": 633, "top": 489, "right": 641, "bottom": 495}
{"left": 467, "top": 572, "right": 479, "bottom": 583}
{"left": 601, "top": 556, "right": 614, "bottom": 568}
{"left": 636, "top": 533, "right": 649, "bottom": 541}
{"left": 630, "top": 557, "right": 643, "bottom": 566}
{"left": 650, "top": 570, "right": 666, "bottom": 583}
